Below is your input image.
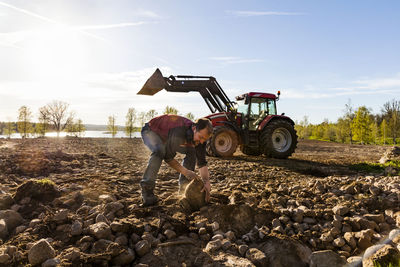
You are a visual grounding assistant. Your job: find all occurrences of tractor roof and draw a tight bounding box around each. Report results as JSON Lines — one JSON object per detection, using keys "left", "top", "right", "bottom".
{"left": 236, "top": 92, "right": 276, "bottom": 100}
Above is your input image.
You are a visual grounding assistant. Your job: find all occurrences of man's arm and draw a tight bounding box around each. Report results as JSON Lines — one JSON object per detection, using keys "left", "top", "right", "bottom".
{"left": 166, "top": 159, "right": 199, "bottom": 180}
{"left": 199, "top": 166, "right": 211, "bottom": 202}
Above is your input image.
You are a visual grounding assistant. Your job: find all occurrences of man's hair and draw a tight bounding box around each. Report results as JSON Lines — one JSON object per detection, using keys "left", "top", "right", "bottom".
{"left": 194, "top": 118, "right": 213, "bottom": 135}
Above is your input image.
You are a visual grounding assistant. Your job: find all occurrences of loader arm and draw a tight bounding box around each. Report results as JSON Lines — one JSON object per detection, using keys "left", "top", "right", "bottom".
{"left": 137, "top": 68, "right": 235, "bottom": 113}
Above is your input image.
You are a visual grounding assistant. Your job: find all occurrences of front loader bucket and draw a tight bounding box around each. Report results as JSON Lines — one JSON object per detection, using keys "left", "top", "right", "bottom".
{"left": 137, "top": 68, "right": 167, "bottom": 95}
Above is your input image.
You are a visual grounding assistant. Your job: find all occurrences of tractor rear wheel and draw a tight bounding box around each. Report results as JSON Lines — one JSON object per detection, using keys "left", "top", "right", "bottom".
{"left": 260, "top": 120, "right": 297, "bottom": 158}
{"left": 210, "top": 126, "right": 238, "bottom": 157}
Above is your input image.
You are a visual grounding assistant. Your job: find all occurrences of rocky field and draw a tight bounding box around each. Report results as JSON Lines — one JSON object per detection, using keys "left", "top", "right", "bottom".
{"left": 0, "top": 138, "right": 399, "bottom": 267}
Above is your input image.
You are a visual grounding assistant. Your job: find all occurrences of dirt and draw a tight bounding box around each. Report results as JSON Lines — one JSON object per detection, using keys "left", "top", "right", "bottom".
{"left": 0, "top": 137, "right": 398, "bottom": 266}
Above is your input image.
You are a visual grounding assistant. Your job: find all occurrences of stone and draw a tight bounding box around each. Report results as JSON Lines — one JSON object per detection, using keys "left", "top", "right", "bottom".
{"left": 42, "top": 258, "right": 60, "bottom": 267}
{"left": 164, "top": 229, "right": 176, "bottom": 239}
{"left": 0, "top": 219, "right": 8, "bottom": 239}
{"left": 0, "top": 254, "right": 11, "bottom": 264}
{"left": 245, "top": 248, "right": 268, "bottom": 267}
{"left": 389, "top": 229, "right": 400, "bottom": 243}
{"left": 344, "top": 232, "right": 357, "bottom": 248}
{"left": 0, "top": 193, "right": 14, "bottom": 210}
{"left": 357, "top": 232, "right": 373, "bottom": 250}
{"left": 0, "top": 209, "right": 23, "bottom": 230}
{"left": 272, "top": 218, "right": 282, "bottom": 228}
{"left": 238, "top": 244, "right": 249, "bottom": 256}
{"left": 332, "top": 205, "right": 349, "bottom": 216}
{"left": 110, "top": 221, "right": 129, "bottom": 233}
{"left": 309, "top": 250, "right": 346, "bottom": 267}
{"left": 135, "top": 240, "right": 150, "bottom": 257}
{"left": 199, "top": 227, "right": 207, "bottom": 235}
{"left": 115, "top": 234, "right": 128, "bottom": 246}
{"left": 205, "top": 239, "right": 222, "bottom": 253}
{"left": 333, "top": 237, "right": 345, "bottom": 247}
{"left": 104, "top": 201, "right": 124, "bottom": 214}
{"left": 363, "top": 214, "right": 385, "bottom": 224}
{"left": 112, "top": 248, "right": 135, "bottom": 265}
{"left": 15, "top": 225, "right": 27, "bottom": 234}
{"left": 222, "top": 240, "right": 232, "bottom": 250}
{"left": 211, "top": 221, "right": 220, "bottom": 232}
{"left": 28, "top": 239, "right": 56, "bottom": 266}
{"left": 362, "top": 244, "right": 400, "bottom": 267}
{"left": 225, "top": 230, "right": 236, "bottom": 241}
{"left": 53, "top": 209, "right": 68, "bottom": 223}
{"left": 179, "top": 178, "right": 206, "bottom": 212}
{"left": 95, "top": 213, "right": 109, "bottom": 224}
{"left": 88, "top": 222, "right": 112, "bottom": 240}
{"left": 347, "top": 256, "right": 362, "bottom": 265}
{"left": 212, "top": 234, "right": 224, "bottom": 241}
{"left": 71, "top": 220, "right": 83, "bottom": 236}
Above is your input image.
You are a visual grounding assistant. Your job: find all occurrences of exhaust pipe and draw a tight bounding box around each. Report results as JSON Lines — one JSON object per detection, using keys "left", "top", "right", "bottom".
{"left": 137, "top": 68, "right": 168, "bottom": 95}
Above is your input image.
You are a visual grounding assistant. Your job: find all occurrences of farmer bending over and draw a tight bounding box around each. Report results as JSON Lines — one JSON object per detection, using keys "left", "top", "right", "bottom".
{"left": 140, "top": 114, "right": 213, "bottom": 206}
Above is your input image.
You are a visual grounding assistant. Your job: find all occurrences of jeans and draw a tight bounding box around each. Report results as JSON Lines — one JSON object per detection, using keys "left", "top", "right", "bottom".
{"left": 140, "top": 124, "right": 196, "bottom": 190}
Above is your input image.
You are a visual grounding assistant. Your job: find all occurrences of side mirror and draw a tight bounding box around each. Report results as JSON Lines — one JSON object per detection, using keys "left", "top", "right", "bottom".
{"left": 281, "top": 113, "right": 285, "bottom": 116}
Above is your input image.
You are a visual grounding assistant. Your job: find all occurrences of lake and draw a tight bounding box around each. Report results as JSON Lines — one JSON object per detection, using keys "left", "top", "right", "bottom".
{"left": 0, "top": 131, "right": 141, "bottom": 139}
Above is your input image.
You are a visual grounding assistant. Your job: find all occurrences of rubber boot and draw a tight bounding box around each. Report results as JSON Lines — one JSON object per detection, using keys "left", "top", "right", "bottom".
{"left": 141, "top": 185, "right": 158, "bottom": 207}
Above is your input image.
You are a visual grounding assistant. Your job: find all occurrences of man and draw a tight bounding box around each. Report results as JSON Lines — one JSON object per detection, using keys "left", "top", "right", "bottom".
{"left": 140, "top": 114, "right": 213, "bottom": 206}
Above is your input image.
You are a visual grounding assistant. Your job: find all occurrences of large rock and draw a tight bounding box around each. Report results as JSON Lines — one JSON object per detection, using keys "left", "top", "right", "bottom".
{"left": 179, "top": 178, "right": 206, "bottom": 212}
{"left": 0, "top": 193, "right": 14, "bottom": 210}
{"left": 135, "top": 240, "right": 151, "bottom": 257}
{"left": 246, "top": 248, "right": 268, "bottom": 267}
{"left": 112, "top": 248, "right": 135, "bottom": 265}
{"left": 0, "top": 219, "right": 8, "bottom": 239}
{"left": 13, "top": 180, "right": 60, "bottom": 202}
{"left": 88, "top": 222, "right": 112, "bottom": 240}
{"left": 363, "top": 244, "right": 400, "bottom": 267}
{"left": 0, "top": 209, "right": 23, "bottom": 230}
{"left": 28, "top": 239, "right": 56, "bottom": 266}
{"left": 309, "top": 250, "right": 346, "bottom": 267}
{"left": 260, "top": 235, "right": 312, "bottom": 267}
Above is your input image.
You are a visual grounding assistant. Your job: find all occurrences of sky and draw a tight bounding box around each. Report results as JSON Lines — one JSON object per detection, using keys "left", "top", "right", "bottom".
{"left": 0, "top": 0, "right": 399, "bottom": 125}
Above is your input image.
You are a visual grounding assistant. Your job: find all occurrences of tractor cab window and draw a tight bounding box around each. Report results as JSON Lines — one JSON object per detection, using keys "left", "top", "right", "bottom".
{"left": 249, "top": 97, "right": 276, "bottom": 130}
{"left": 236, "top": 100, "right": 248, "bottom": 116}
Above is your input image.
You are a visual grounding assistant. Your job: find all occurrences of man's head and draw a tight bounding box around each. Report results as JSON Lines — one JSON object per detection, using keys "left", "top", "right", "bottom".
{"left": 192, "top": 118, "right": 213, "bottom": 145}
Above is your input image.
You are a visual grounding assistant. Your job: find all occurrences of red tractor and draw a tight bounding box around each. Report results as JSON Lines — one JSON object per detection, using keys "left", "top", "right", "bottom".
{"left": 138, "top": 69, "right": 297, "bottom": 159}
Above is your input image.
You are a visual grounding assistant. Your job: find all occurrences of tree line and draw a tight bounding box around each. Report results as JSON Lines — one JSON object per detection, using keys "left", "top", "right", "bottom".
{"left": 295, "top": 99, "right": 400, "bottom": 145}
{"left": 0, "top": 102, "right": 195, "bottom": 139}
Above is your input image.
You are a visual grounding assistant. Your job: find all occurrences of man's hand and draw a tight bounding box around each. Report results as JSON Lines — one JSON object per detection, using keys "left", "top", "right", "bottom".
{"left": 184, "top": 170, "right": 200, "bottom": 181}
{"left": 201, "top": 180, "right": 211, "bottom": 202}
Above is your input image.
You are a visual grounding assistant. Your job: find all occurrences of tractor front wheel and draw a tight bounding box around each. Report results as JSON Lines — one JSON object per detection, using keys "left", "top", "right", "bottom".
{"left": 209, "top": 126, "right": 238, "bottom": 157}
{"left": 260, "top": 120, "right": 297, "bottom": 158}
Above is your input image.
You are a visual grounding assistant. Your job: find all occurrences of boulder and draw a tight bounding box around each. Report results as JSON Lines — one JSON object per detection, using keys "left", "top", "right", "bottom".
{"left": 245, "top": 248, "right": 268, "bottom": 267}
{"left": 0, "top": 219, "right": 8, "bottom": 239}
{"left": 135, "top": 240, "right": 151, "bottom": 257}
{"left": 0, "top": 193, "right": 14, "bottom": 210}
{"left": 363, "top": 244, "right": 400, "bottom": 267}
{"left": 88, "top": 222, "right": 112, "bottom": 240}
{"left": 179, "top": 178, "right": 206, "bottom": 212}
{"left": 260, "top": 235, "right": 311, "bottom": 267}
{"left": 0, "top": 209, "right": 23, "bottom": 230}
{"left": 309, "top": 250, "right": 346, "bottom": 267}
{"left": 112, "top": 248, "right": 135, "bottom": 265}
{"left": 28, "top": 239, "right": 56, "bottom": 266}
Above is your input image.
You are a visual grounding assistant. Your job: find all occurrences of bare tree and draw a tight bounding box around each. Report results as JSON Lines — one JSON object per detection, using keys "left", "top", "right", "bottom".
{"left": 163, "top": 106, "right": 178, "bottom": 115}
{"left": 125, "top": 108, "right": 137, "bottom": 138}
{"left": 145, "top": 109, "right": 158, "bottom": 121}
{"left": 42, "top": 101, "right": 74, "bottom": 137}
{"left": 17, "top": 105, "right": 33, "bottom": 138}
{"left": 107, "top": 115, "right": 118, "bottom": 138}
{"left": 4, "top": 118, "right": 15, "bottom": 138}
{"left": 37, "top": 106, "right": 50, "bottom": 137}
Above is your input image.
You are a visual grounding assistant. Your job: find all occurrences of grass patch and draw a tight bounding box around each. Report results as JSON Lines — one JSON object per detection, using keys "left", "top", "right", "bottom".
{"left": 350, "top": 160, "right": 400, "bottom": 175}
{"left": 373, "top": 260, "right": 400, "bottom": 267}
{"left": 35, "top": 178, "right": 55, "bottom": 186}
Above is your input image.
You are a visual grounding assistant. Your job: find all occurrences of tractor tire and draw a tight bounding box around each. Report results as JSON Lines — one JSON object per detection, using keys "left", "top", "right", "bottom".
{"left": 210, "top": 126, "right": 238, "bottom": 157}
{"left": 206, "top": 141, "right": 216, "bottom": 157}
{"left": 260, "top": 120, "right": 297, "bottom": 159}
{"left": 239, "top": 145, "right": 261, "bottom": 156}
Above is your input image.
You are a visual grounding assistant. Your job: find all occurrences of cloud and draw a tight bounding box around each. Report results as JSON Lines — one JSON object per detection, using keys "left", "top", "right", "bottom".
{"left": 226, "top": 10, "right": 306, "bottom": 17}
{"left": 208, "top": 56, "right": 264, "bottom": 65}
{"left": 134, "top": 9, "right": 161, "bottom": 19}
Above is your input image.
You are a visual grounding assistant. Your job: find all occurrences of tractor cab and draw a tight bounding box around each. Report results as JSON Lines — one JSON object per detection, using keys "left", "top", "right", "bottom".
{"left": 235, "top": 92, "right": 278, "bottom": 131}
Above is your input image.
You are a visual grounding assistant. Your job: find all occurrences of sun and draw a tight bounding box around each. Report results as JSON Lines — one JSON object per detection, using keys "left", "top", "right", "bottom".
{"left": 23, "top": 26, "right": 89, "bottom": 82}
